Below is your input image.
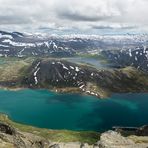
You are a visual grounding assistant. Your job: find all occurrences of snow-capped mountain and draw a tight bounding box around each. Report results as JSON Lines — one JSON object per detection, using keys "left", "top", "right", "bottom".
{"left": 0, "top": 30, "right": 148, "bottom": 58}
{"left": 102, "top": 46, "right": 148, "bottom": 72}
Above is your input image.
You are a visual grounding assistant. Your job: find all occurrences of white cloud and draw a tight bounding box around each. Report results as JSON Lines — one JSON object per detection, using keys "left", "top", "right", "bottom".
{"left": 0, "top": 0, "right": 148, "bottom": 33}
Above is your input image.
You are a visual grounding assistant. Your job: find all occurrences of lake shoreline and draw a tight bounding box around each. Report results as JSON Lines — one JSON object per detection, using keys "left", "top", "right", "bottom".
{"left": 0, "top": 85, "right": 108, "bottom": 99}
{"left": 0, "top": 113, "right": 148, "bottom": 148}
{"left": 0, "top": 113, "right": 100, "bottom": 144}
{"left": 0, "top": 89, "right": 148, "bottom": 132}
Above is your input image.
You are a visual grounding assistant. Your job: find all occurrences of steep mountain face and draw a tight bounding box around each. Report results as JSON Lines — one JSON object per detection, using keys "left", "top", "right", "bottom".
{"left": 102, "top": 46, "right": 148, "bottom": 72}
{"left": 21, "top": 59, "right": 148, "bottom": 98}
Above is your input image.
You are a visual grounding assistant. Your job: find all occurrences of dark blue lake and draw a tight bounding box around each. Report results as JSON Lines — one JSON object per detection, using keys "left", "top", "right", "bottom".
{"left": 0, "top": 89, "right": 148, "bottom": 132}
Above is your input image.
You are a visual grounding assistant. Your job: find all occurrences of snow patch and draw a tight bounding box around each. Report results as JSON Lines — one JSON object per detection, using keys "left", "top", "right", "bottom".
{"left": 62, "top": 64, "right": 69, "bottom": 70}
{"left": 0, "top": 44, "right": 9, "bottom": 47}
{"left": 70, "top": 66, "right": 74, "bottom": 69}
{"left": 135, "top": 56, "right": 138, "bottom": 61}
{"left": 75, "top": 66, "right": 80, "bottom": 72}
{"left": 34, "top": 68, "right": 40, "bottom": 85}
{"left": 2, "top": 39, "right": 35, "bottom": 47}
{"left": 79, "top": 85, "right": 85, "bottom": 89}
{"left": 34, "top": 62, "right": 41, "bottom": 85}
{"left": 91, "top": 73, "right": 94, "bottom": 76}
{"left": 129, "top": 49, "right": 132, "bottom": 57}
{"left": 0, "top": 34, "right": 13, "bottom": 39}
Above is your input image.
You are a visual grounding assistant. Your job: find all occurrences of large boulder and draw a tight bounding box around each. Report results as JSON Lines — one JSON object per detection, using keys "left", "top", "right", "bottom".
{"left": 98, "top": 130, "right": 148, "bottom": 148}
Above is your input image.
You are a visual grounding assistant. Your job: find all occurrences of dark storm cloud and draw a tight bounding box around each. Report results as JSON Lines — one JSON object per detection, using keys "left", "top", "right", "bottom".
{"left": 57, "top": 12, "right": 110, "bottom": 22}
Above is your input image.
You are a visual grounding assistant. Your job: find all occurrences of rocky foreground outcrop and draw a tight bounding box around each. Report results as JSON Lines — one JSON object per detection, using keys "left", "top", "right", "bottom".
{"left": 98, "top": 131, "right": 148, "bottom": 148}
{"left": 0, "top": 122, "right": 148, "bottom": 148}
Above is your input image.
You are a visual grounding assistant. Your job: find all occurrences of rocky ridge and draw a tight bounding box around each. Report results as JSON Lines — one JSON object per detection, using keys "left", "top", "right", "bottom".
{"left": 0, "top": 57, "right": 148, "bottom": 98}
{"left": 21, "top": 58, "right": 148, "bottom": 98}
{"left": 102, "top": 46, "right": 148, "bottom": 72}
{"left": 0, "top": 121, "right": 148, "bottom": 148}
{"left": 1, "top": 30, "right": 148, "bottom": 58}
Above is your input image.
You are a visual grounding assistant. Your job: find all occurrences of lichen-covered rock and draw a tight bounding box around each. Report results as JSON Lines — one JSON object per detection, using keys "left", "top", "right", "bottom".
{"left": 48, "top": 142, "right": 94, "bottom": 148}
{"left": 99, "top": 130, "right": 148, "bottom": 148}
{"left": 0, "top": 123, "right": 50, "bottom": 148}
{"left": 0, "top": 122, "right": 148, "bottom": 148}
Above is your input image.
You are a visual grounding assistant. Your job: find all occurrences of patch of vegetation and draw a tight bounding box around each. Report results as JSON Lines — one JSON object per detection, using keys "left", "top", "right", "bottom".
{"left": 0, "top": 114, "right": 100, "bottom": 144}
{"left": 120, "top": 67, "right": 148, "bottom": 88}
{"left": 0, "top": 57, "right": 34, "bottom": 82}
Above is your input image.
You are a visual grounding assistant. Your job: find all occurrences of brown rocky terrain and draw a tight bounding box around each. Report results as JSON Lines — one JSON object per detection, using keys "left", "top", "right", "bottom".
{"left": 0, "top": 122, "right": 148, "bottom": 148}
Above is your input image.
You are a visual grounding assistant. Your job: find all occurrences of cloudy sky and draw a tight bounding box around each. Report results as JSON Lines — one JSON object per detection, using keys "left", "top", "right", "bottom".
{"left": 0, "top": 0, "right": 148, "bottom": 34}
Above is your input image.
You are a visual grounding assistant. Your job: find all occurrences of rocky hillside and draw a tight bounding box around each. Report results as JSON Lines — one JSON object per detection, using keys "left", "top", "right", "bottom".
{"left": 21, "top": 58, "right": 148, "bottom": 98}
{"left": 0, "top": 57, "right": 147, "bottom": 98}
{"left": 102, "top": 46, "right": 148, "bottom": 72}
{"left": 0, "top": 114, "right": 148, "bottom": 148}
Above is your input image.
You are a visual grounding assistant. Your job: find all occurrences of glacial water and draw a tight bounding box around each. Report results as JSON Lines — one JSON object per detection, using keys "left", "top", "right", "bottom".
{"left": 64, "top": 57, "right": 111, "bottom": 69}
{"left": 0, "top": 89, "right": 148, "bottom": 132}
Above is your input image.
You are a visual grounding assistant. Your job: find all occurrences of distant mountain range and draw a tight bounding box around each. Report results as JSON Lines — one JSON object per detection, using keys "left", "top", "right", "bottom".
{"left": 0, "top": 30, "right": 148, "bottom": 57}
{"left": 102, "top": 46, "right": 148, "bottom": 72}
{"left": 0, "top": 30, "right": 148, "bottom": 72}
{"left": 0, "top": 31, "right": 148, "bottom": 97}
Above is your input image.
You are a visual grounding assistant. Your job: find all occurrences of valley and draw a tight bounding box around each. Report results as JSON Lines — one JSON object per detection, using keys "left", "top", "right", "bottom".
{"left": 1, "top": 0, "right": 148, "bottom": 147}
{"left": 0, "top": 31, "right": 148, "bottom": 147}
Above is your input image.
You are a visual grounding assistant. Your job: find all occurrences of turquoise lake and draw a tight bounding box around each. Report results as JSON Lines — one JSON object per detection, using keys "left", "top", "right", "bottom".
{"left": 0, "top": 89, "right": 148, "bottom": 132}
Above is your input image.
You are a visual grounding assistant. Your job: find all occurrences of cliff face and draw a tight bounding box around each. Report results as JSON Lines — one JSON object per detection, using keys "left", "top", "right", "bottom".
{"left": 0, "top": 122, "right": 148, "bottom": 148}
